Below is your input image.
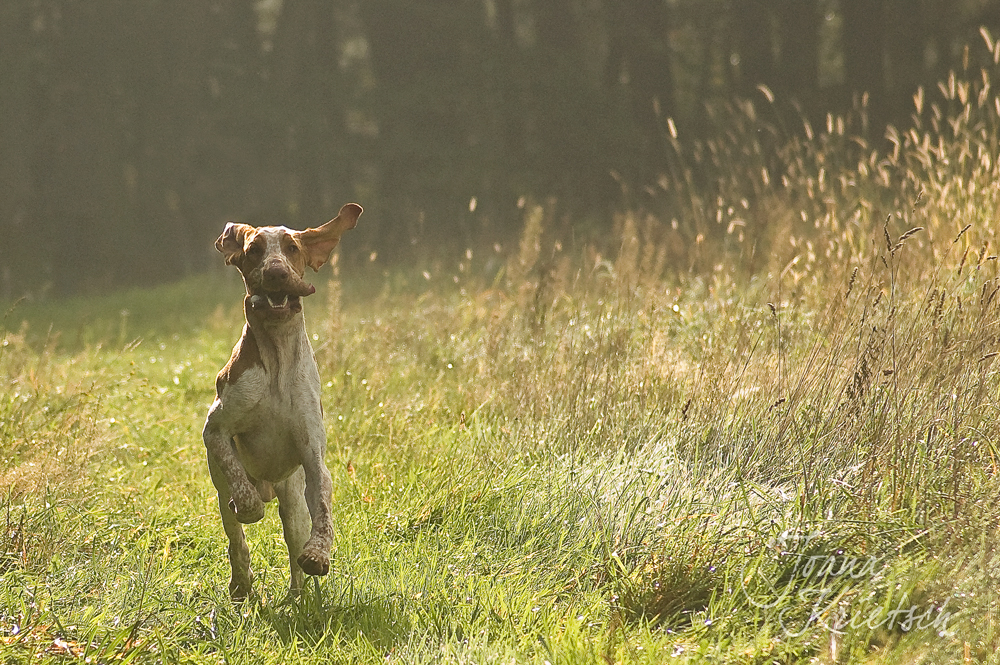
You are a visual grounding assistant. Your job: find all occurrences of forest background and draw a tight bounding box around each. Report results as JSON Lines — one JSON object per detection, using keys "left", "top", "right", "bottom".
{"left": 2, "top": 0, "right": 999, "bottom": 297}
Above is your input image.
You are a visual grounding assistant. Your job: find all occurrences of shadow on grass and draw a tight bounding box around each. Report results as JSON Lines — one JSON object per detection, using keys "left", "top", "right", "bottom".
{"left": 258, "top": 585, "right": 413, "bottom": 652}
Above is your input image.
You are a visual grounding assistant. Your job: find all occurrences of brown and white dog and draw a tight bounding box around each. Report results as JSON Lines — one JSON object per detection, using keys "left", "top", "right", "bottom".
{"left": 202, "top": 203, "right": 362, "bottom": 600}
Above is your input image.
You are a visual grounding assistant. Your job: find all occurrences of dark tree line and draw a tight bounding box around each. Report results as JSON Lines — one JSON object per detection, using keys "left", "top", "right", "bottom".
{"left": 1, "top": 0, "right": 996, "bottom": 297}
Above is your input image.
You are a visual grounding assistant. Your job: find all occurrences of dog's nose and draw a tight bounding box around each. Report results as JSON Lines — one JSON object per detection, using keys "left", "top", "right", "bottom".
{"left": 263, "top": 261, "right": 289, "bottom": 282}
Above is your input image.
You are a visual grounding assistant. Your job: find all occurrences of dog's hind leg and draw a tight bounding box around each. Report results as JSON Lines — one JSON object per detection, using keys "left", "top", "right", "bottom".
{"left": 297, "top": 456, "right": 333, "bottom": 577}
{"left": 274, "top": 467, "right": 312, "bottom": 597}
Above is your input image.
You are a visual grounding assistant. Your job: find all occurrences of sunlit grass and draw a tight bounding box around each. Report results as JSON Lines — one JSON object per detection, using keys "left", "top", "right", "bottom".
{"left": 4, "top": 39, "right": 1000, "bottom": 664}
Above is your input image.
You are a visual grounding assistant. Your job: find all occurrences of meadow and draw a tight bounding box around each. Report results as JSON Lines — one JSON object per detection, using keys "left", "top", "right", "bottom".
{"left": 4, "top": 47, "right": 1000, "bottom": 664}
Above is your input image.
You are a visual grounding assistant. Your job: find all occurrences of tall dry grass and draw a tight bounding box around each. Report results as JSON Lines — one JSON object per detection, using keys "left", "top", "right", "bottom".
{"left": 301, "top": 32, "right": 1000, "bottom": 658}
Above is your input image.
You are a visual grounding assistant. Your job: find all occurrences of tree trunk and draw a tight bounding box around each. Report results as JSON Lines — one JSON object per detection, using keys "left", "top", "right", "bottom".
{"left": 778, "top": 0, "right": 820, "bottom": 121}
{"left": 841, "top": 0, "right": 887, "bottom": 134}
{"left": 607, "top": 0, "right": 676, "bottom": 181}
{"left": 733, "top": 0, "right": 776, "bottom": 96}
{"left": 0, "top": 1, "right": 34, "bottom": 297}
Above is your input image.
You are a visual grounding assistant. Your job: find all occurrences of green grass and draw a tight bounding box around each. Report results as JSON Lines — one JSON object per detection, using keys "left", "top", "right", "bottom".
{"left": 4, "top": 52, "right": 1000, "bottom": 664}
{"left": 2, "top": 240, "right": 997, "bottom": 663}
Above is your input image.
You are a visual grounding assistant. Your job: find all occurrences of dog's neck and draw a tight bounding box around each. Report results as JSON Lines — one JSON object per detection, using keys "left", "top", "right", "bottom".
{"left": 242, "top": 295, "right": 308, "bottom": 367}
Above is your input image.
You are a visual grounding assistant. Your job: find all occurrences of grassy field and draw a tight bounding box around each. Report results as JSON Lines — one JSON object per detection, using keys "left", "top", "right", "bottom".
{"left": 4, "top": 59, "right": 1000, "bottom": 664}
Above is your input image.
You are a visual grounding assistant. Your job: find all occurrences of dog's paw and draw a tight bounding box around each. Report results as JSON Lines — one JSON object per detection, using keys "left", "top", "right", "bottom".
{"left": 228, "top": 495, "right": 265, "bottom": 524}
{"left": 229, "top": 577, "right": 253, "bottom": 602}
{"left": 297, "top": 547, "right": 330, "bottom": 577}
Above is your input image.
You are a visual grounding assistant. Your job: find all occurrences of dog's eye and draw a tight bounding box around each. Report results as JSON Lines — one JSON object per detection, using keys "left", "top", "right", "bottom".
{"left": 246, "top": 244, "right": 263, "bottom": 257}
{"left": 286, "top": 244, "right": 299, "bottom": 254}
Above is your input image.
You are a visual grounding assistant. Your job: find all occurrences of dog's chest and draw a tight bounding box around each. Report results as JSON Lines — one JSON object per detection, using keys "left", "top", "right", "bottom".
{"left": 220, "top": 336, "right": 323, "bottom": 481}
{"left": 222, "top": 327, "right": 320, "bottom": 406}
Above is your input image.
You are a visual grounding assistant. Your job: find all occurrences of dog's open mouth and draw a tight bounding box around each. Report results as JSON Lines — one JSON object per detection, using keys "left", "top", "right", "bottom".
{"left": 250, "top": 291, "right": 303, "bottom": 315}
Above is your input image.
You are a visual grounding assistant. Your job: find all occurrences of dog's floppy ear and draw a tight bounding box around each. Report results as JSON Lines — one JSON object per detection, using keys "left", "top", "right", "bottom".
{"left": 298, "top": 203, "right": 362, "bottom": 271}
{"left": 216, "top": 223, "right": 255, "bottom": 266}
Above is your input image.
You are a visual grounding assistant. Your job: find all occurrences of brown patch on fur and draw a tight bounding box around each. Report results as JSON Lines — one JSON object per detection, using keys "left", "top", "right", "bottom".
{"left": 215, "top": 304, "right": 262, "bottom": 398}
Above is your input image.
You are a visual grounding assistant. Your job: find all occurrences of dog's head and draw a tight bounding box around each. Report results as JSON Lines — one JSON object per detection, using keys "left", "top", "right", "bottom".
{"left": 216, "top": 203, "right": 362, "bottom": 320}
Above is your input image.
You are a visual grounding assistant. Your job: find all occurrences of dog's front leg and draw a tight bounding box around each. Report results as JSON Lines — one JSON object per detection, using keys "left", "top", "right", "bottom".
{"left": 295, "top": 433, "right": 334, "bottom": 577}
{"left": 203, "top": 401, "right": 265, "bottom": 524}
